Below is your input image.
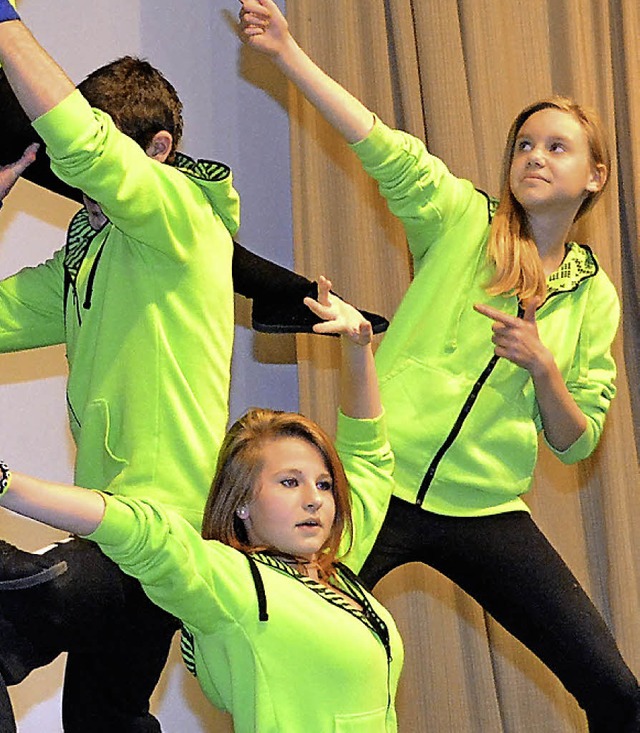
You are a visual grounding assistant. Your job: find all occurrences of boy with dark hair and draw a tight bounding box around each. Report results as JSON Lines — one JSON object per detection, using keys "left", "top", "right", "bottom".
{"left": 78, "top": 56, "right": 184, "bottom": 164}
{"left": 0, "top": 63, "right": 389, "bottom": 337}
{"left": 0, "top": 5, "right": 239, "bottom": 732}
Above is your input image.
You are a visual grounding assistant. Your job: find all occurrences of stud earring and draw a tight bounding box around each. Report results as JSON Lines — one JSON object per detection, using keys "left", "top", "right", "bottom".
{"left": 236, "top": 506, "right": 249, "bottom": 520}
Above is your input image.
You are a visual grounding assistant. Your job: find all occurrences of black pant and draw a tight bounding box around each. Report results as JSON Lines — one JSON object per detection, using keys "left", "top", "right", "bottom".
{"left": 360, "top": 497, "right": 640, "bottom": 732}
{"left": 0, "top": 538, "right": 179, "bottom": 733}
{"left": 0, "top": 672, "right": 12, "bottom": 733}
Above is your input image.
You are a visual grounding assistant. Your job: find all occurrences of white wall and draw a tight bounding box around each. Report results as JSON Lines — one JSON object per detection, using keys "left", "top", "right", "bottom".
{"left": 0, "top": 1, "right": 295, "bottom": 730}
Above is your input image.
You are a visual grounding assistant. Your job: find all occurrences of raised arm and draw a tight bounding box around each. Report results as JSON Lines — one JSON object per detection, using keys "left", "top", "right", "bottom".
{"left": 303, "top": 276, "right": 381, "bottom": 420}
{"left": 239, "top": 0, "right": 374, "bottom": 144}
{"left": 0, "top": 3, "right": 75, "bottom": 121}
{"left": 0, "top": 468, "right": 105, "bottom": 536}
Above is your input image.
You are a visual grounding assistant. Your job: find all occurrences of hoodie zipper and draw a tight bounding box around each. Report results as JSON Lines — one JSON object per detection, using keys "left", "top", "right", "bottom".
{"left": 415, "top": 302, "right": 524, "bottom": 507}
{"left": 82, "top": 241, "right": 106, "bottom": 310}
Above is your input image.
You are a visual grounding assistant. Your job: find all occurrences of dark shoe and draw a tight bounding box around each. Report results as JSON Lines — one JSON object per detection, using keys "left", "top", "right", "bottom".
{"left": 232, "top": 243, "right": 389, "bottom": 335}
{"left": 0, "top": 539, "right": 68, "bottom": 590}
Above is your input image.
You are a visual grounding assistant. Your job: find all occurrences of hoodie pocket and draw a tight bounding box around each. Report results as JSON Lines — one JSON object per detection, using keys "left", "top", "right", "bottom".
{"left": 74, "top": 398, "right": 129, "bottom": 489}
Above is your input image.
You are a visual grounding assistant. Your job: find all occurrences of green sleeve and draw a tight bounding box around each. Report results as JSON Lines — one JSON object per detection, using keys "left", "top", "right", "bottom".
{"left": 335, "top": 410, "right": 395, "bottom": 573}
{"left": 0, "top": 249, "right": 65, "bottom": 352}
{"left": 88, "top": 495, "right": 252, "bottom": 633}
{"left": 350, "top": 117, "right": 478, "bottom": 265}
{"left": 543, "top": 273, "right": 620, "bottom": 464}
{"left": 32, "top": 92, "right": 239, "bottom": 261}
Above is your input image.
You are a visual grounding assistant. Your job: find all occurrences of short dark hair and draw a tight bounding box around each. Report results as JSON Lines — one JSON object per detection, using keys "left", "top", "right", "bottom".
{"left": 78, "top": 56, "right": 183, "bottom": 164}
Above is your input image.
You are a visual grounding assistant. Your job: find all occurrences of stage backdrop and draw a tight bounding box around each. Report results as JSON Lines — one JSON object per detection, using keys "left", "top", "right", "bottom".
{"left": 284, "top": 1, "right": 640, "bottom": 731}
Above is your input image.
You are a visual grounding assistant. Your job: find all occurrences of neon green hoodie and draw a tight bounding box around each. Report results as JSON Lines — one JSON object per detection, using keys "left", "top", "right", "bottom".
{"left": 351, "top": 120, "right": 619, "bottom": 517}
{"left": 0, "top": 91, "right": 239, "bottom": 528}
{"left": 88, "top": 412, "right": 404, "bottom": 732}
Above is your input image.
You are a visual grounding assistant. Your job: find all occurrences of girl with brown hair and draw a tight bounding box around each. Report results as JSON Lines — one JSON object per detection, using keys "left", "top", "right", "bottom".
{"left": 0, "top": 278, "right": 404, "bottom": 732}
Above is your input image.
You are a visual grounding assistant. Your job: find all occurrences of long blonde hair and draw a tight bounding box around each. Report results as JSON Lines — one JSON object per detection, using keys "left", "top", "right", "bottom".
{"left": 201, "top": 408, "right": 354, "bottom": 580}
{"left": 486, "top": 97, "right": 610, "bottom": 302}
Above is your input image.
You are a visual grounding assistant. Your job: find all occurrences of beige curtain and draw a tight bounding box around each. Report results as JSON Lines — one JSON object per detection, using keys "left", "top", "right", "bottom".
{"left": 288, "top": 1, "right": 640, "bottom": 731}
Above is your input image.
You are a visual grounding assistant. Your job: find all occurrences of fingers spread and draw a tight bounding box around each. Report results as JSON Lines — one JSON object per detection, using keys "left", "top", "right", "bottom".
{"left": 317, "top": 275, "right": 332, "bottom": 306}
{"left": 302, "top": 296, "right": 328, "bottom": 320}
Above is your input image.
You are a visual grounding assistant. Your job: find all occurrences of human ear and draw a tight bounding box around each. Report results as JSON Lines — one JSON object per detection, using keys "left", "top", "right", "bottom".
{"left": 586, "top": 162, "right": 607, "bottom": 193}
{"left": 145, "top": 131, "right": 173, "bottom": 162}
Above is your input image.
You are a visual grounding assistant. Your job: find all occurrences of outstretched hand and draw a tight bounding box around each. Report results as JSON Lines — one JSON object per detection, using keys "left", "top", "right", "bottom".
{"left": 473, "top": 298, "right": 552, "bottom": 376}
{"left": 0, "top": 143, "right": 39, "bottom": 202}
{"left": 304, "top": 275, "right": 373, "bottom": 346}
{"left": 238, "top": 0, "right": 290, "bottom": 57}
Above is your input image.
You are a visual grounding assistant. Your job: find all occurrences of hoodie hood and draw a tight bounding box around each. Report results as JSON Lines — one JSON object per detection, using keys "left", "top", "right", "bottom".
{"left": 175, "top": 152, "right": 240, "bottom": 238}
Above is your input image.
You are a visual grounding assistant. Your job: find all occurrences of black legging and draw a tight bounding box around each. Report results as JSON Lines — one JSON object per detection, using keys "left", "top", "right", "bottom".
{"left": 360, "top": 496, "right": 640, "bottom": 732}
{"left": 0, "top": 672, "right": 14, "bottom": 733}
